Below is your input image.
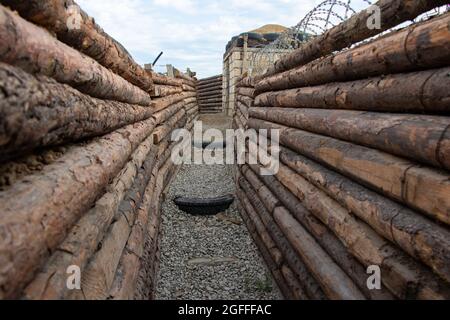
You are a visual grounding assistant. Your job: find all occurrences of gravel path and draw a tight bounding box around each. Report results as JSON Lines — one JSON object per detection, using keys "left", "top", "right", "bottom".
{"left": 155, "top": 116, "right": 282, "bottom": 300}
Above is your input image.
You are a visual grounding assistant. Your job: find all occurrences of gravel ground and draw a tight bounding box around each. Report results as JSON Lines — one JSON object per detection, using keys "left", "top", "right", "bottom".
{"left": 155, "top": 116, "right": 282, "bottom": 300}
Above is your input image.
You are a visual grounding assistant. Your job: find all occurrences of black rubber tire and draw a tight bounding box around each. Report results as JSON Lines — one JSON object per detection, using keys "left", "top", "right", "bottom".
{"left": 173, "top": 194, "right": 235, "bottom": 215}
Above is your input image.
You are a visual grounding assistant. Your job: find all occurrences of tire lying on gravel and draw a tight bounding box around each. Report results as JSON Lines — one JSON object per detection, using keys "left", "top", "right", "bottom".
{"left": 173, "top": 194, "right": 235, "bottom": 215}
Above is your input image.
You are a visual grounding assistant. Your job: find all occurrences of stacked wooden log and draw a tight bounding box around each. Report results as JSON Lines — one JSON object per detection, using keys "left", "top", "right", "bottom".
{"left": 197, "top": 74, "right": 223, "bottom": 113}
{"left": 0, "top": 3, "right": 198, "bottom": 300}
{"left": 234, "top": 1, "right": 450, "bottom": 300}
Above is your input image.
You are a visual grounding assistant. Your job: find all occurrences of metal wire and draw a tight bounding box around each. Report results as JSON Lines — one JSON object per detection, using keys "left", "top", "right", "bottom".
{"left": 249, "top": 1, "right": 449, "bottom": 76}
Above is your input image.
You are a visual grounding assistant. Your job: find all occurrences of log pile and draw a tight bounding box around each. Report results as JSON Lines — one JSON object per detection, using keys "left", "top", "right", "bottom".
{"left": 0, "top": 3, "right": 198, "bottom": 300}
{"left": 233, "top": 2, "right": 450, "bottom": 300}
{"left": 197, "top": 74, "right": 223, "bottom": 113}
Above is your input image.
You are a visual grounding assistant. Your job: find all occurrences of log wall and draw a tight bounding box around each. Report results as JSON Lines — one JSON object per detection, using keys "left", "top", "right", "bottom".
{"left": 197, "top": 74, "right": 223, "bottom": 114}
{"left": 233, "top": 3, "right": 450, "bottom": 300}
{"left": 0, "top": 4, "right": 199, "bottom": 300}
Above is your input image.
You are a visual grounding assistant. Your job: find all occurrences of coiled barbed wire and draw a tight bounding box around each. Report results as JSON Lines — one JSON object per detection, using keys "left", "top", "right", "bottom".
{"left": 249, "top": 1, "right": 449, "bottom": 76}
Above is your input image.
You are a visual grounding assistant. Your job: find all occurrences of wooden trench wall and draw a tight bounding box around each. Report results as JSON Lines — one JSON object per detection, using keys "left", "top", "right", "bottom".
{"left": 0, "top": 1, "right": 199, "bottom": 299}
{"left": 197, "top": 74, "right": 223, "bottom": 114}
{"left": 232, "top": 0, "right": 450, "bottom": 300}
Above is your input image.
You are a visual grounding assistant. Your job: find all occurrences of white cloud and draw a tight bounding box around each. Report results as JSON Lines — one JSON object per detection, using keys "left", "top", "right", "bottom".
{"left": 76, "top": 0, "right": 370, "bottom": 78}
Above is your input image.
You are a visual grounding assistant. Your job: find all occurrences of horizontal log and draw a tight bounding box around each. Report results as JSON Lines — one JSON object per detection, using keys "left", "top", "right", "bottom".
{"left": 238, "top": 176, "right": 326, "bottom": 299}
{"left": 152, "top": 109, "right": 187, "bottom": 144}
{"left": 152, "top": 101, "right": 185, "bottom": 125}
{"left": 184, "top": 97, "right": 197, "bottom": 105}
{"left": 197, "top": 90, "right": 222, "bottom": 98}
{"left": 150, "top": 72, "right": 183, "bottom": 87}
{"left": 0, "top": 6, "right": 152, "bottom": 106}
{"left": 175, "top": 71, "right": 196, "bottom": 85}
{"left": 198, "top": 88, "right": 222, "bottom": 96}
{"left": 134, "top": 165, "right": 161, "bottom": 300}
{"left": 236, "top": 197, "right": 299, "bottom": 299}
{"left": 0, "top": 146, "right": 69, "bottom": 189}
{"left": 197, "top": 80, "right": 222, "bottom": 90}
{"left": 250, "top": 107, "right": 450, "bottom": 170}
{"left": 248, "top": 118, "right": 450, "bottom": 226}
{"left": 73, "top": 145, "right": 158, "bottom": 300}
{"left": 240, "top": 174, "right": 352, "bottom": 299}
{"left": 255, "top": 67, "right": 450, "bottom": 113}
{"left": 237, "top": 95, "right": 254, "bottom": 109}
{"left": 280, "top": 265, "right": 308, "bottom": 300}
{"left": 237, "top": 77, "right": 255, "bottom": 88}
{"left": 0, "top": 63, "right": 154, "bottom": 162}
{"left": 279, "top": 147, "right": 450, "bottom": 283}
{"left": 187, "top": 107, "right": 199, "bottom": 117}
{"left": 22, "top": 134, "right": 156, "bottom": 300}
{"left": 275, "top": 162, "right": 450, "bottom": 299}
{"left": 237, "top": 87, "right": 255, "bottom": 98}
{"left": 182, "top": 84, "right": 196, "bottom": 92}
{"left": 200, "top": 104, "right": 223, "bottom": 110}
{"left": 198, "top": 74, "right": 222, "bottom": 83}
{"left": 152, "top": 85, "right": 183, "bottom": 97}
{"left": 198, "top": 97, "right": 222, "bottom": 104}
{"left": 256, "top": 12, "right": 450, "bottom": 92}
{"left": 244, "top": 164, "right": 394, "bottom": 299}
{"left": 263, "top": 0, "right": 449, "bottom": 76}
{"left": 134, "top": 157, "right": 173, "bottom": 299}
{"left": 274, "top": 206, "right": 365, "bottom": 300}
{"left": 1, "top": 0, "right": 154, "bottom": 93}
{"left": 236, "top": 186, "right": 283, "bottom": 267}
{"left": 152, "top": 92, "right": 195, "bottom": 112}
{"left": 0, "top": 118, "right": 156, "bottom": 299}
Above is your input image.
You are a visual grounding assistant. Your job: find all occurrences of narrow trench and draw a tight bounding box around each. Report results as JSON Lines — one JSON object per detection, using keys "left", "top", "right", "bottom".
{"left": 155, "top": 114, "right": 282, "bottom": 300}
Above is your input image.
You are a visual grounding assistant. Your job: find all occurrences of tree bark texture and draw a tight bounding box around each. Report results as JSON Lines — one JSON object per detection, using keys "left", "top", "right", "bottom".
{"left": 0, "top": 63, "right": 154, "bottom": 162}
{"left": 243, "top": 165, "right": 394, "bottom": 300}
{"left": 239, "top": 171, "right": 366, "bottom": 300}
{"left": 1, "top": 0, "right": 155, "bottom": 93}
{"left": 255, "top": 67, "right": 450, "bottom": 113}
{"left": 256, "top": 13, "right": 450, "bottom": 92}
{"left": 0, "top": 118, "right": 156, "bottom": 299}
{"left": 248, "top": 118, "right": 450, "bottom": 236}
{"left": 249, "top": 107, "right": 450, "bottom": 171}
{"left": 236, "top": 197, "right": 299, "bottom": 299}
{"left": 0, "top": 6, "right": 152, "bottom": 106}
{"left": 72, "top": 146, "right": 158, "bottom": 300}
{"left": 278, "top": 147, "right": 450, "bottom": 283}
{"left": 22, "top": 134, "right": 157, "bottom": 300}
{"left": 263, "top": 0, "right": 449, "bottom": 77}
{"left": 275, "top": 162, "right": 450, "bottom": 300}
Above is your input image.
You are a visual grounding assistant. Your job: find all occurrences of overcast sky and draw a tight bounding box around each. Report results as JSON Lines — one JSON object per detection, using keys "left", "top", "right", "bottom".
{"left": 76, "top": 0, "right": 323, "bottom": 78}
{"left": 77, "top": 0, "right": 367, "bottom": 78}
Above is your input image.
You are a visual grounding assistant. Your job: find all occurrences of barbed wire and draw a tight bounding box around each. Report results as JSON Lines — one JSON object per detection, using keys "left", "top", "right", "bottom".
{"left": 249, "top": 1, "right": 449, "bottom": 76}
